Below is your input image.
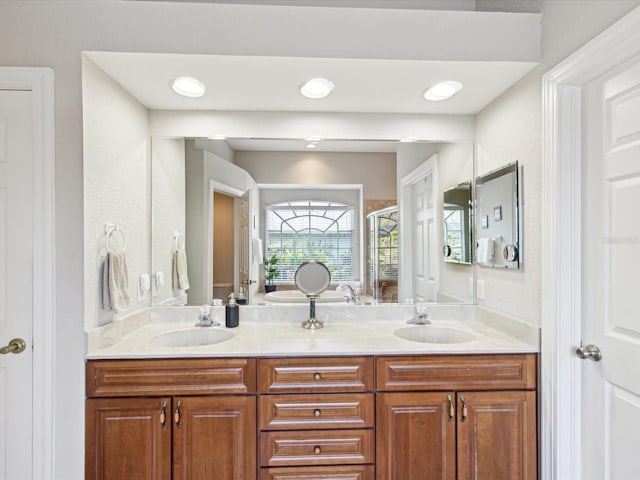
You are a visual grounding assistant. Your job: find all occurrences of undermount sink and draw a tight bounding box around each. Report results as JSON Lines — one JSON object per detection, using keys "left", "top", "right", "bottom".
{"left": 393, "top": 325, "right": 475, "bottom": 344}
{"left": 151, "top": 328, "right": 235, "bottom": 347}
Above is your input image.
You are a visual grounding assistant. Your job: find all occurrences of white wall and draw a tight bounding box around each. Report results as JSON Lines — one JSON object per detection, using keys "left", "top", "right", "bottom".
{"left": 151, "top": 137, "right": 185, "bottom": 305}
{"left": 82, "top": 58, "right": 150, "bottom": 330}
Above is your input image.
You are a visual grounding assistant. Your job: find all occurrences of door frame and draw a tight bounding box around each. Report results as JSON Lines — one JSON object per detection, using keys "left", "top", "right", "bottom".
{"left": 398, "top": 154, "right": 438, "bottom": 303}
{"left": 541, "top": 6, "right": 640, "bottom": 479}
{"left": 0, "top": 67, "right": 55, "bottom": 479}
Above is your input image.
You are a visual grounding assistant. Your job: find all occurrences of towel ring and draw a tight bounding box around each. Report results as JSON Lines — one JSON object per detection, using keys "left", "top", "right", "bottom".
{"left": 105, "top": 223, "right": 127, "bottom": 253}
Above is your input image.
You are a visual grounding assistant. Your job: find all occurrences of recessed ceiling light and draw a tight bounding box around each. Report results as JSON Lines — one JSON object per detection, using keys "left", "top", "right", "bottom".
{"left": 400, "top": 136, "right": 419, "bottom": 143}
{"left": 305, "top": 143, "right": 318, "bottom": 149}
{"left": 300, "top": 78, "right": 335, "bottom": 99}
{"left": 170, "top": 76, "right": 206, "bottom": 98}
{"left": 208, "top": 134, "right": 227, "bottom": 140}
{"left": 423, "top": 81, "right": 463, "bottom": 102}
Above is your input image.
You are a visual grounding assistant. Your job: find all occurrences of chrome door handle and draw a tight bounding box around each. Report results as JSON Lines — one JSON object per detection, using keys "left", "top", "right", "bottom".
{"left": 576, "top": 344, "right": 602, "bottom": 361}
{"left": 0, "top": 338, "right": 26, "bottom": 355}
{"left": 241, "top": 279, "right": 256, "bottom": 285}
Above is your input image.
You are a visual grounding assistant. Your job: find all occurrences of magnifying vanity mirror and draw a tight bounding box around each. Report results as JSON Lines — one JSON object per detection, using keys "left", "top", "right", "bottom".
{"left": 475, "top": 161, "right": 520, "bottom": 269}
{"left": 295, "top": 261, "right": 331, "bottom": 330}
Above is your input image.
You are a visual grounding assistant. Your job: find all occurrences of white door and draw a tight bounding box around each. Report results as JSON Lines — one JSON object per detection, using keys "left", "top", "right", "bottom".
{"left": 412, "top": 163, "right": 437, "bottom": 303}
{"left": 237, "top": 178, "right": 259, "bottom": 303}
{"left": 581, "top": 55, "right": 640, "bottom": 479}
{"left": 0, "top": 90, "right": 33, "bottom": 479}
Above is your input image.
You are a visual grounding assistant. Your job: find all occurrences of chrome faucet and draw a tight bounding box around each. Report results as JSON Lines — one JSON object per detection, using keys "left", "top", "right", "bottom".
{"left": 340, "top": 284, "right": 360, "bottom": 303}
{"left": 407, "top": 303, "right": 430, "bottom": 325}
{"left": 196, "top": 305, "right": 218, "bottom": 327}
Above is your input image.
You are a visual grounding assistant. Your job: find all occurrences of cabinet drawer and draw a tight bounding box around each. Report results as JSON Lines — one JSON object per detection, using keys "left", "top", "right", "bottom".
{"left": 376, "top": 354, "right": 537, "bottom": 391}
{"left": 259, "top": 429, "right": 374, "bottom": 467}
{"left": 260, "top": 465, "right": 374, "bottom": 480}
{"left": 86, "top": 358, "right": 257, "bottom": 397}
{"left": 259, "top": 393, "right": 374, "bottom": 430}
{"left": 258, "top": 357, "right": 373, "bottom": 393}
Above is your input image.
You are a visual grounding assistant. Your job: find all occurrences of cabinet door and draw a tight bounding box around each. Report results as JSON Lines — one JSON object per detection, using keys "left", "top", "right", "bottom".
{"left": 457, "top": 391, "right": 537, "bottom": 480}
{"left": 86, "top": 397, "right": 171, "bottom": 480}
{"left": 173, "top": 396, "right": 257, "bottom": 480}
{"left": 376, "top": 392, "right": 455, "bottom": 480}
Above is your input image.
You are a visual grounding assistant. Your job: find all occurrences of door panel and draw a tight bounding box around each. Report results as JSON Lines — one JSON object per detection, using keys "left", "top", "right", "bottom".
{"left": 457, "top": 391, "right": 536, "bottom": 480}
{"left": 85, "top": 398, "right": 172, "bottom": 480}
{"left": 582, "top": 54, "right": 640, "bottom": 479}
{"left": 173, "top": 396, "right": 257, "bottom": 480}
{"left": 376, "top": 392, "right": 455, "bottom": 480}
{"left": 0, "top": 90, "right": 33, "bottom": 480}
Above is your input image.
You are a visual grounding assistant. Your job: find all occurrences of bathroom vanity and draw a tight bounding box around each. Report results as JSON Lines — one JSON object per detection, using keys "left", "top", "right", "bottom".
{"left": 85, "top": 305, "right": 538, "bottom": 480}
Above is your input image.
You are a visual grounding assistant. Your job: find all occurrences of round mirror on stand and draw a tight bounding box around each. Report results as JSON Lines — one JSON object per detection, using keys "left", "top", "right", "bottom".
{"left": 295, "top": 261, "right": 331, "bottom": 330}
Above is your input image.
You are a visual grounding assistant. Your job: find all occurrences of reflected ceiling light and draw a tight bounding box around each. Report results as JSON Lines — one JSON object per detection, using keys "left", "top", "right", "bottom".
{"left": 400, "top": 136, "right": 419, "bottom": 143}
{"left": 208, "top": 134, "right": 227, "bottom": 140}
{"left": 423, "top": 80, "right": 463, "bottom": 102}
{"left": 170, "top": 76, "right": 206, "bottom": 98}
{"left": 305, "top": 143, "right": 318, "bottom": 149}
{"left": 300, "top": 78, "right": 335, "bottom": 99}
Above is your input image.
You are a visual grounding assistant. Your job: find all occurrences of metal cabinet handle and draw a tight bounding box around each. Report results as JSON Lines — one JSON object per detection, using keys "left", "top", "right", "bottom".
{"left": 174, "top": 400, "right": 182, "bottom": 428}
{"left": 314, "top": 446, "right": 321, "bottom": 455}
{"left": 160, "top": 400, "right": 167, "bottom": 430}
{"left": 460, "top": 395, "right": 468, "bottom": 423}
{"left": 313, "top": 372, "right": 321, "bottom": 381}
{"left": 576, "top": 344, "right": 602, "bottom": 361}
{"left": 314, "top": 409, "right": 321, "bottom": 417}
{"left": 0, "top": 338, "right": 26, "bottom": 355}
{"left": 447, "top": 395, "right": 455, "bottom": 422}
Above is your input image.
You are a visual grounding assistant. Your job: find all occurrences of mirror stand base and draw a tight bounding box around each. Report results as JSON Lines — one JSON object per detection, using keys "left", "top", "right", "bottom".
{"left": 301, "top": 318, "right": 324, "bottom": 330}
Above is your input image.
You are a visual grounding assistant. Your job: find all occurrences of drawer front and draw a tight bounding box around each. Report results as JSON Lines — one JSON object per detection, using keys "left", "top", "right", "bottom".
{"left": 260, "top": 465, "right": 374, "bottom": 480}
{"left": 258, "top": 357, "right": 373, "bottom": 393}
{"left": 86, "top": 358, "right": 257, "bottom": 397}
{"left": 259, "top": 393, "right": 374, "bottom": 430}
{"left": 376, "top": 354, "right": 537, "bottom": 391}
{"left": 259, "top": 429, "right": 374, "bottom": 467}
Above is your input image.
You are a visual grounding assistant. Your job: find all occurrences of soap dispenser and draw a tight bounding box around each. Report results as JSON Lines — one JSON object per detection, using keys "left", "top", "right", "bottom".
{"left": 225, "top": 292, "right": 239, "bottom": 328}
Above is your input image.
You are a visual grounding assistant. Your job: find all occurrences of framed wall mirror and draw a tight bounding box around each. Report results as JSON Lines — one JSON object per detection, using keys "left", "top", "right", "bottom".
{"left": 475, "top": 161, "right": 520, "bottom": 269}
{"left": 442, "top": 181, "right": 472, "bottom": 265}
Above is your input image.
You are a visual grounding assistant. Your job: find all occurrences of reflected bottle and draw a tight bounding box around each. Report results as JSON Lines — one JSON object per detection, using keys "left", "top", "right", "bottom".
{"left": 225, "top": 292, "right": 239, "bottom": 328}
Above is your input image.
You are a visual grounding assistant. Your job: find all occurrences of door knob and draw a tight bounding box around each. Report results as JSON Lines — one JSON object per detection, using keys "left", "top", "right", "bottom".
{"left": 576, "top": 344, "right": 602, "bottom": 361}
{"left": 241, "top": 279, "right": 256, "bottom": 285}
{"left": 0, "top": 338, "right": 27, "bottom": 355}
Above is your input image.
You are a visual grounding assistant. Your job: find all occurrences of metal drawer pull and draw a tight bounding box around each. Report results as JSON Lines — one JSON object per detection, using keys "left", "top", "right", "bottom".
{"left": 174, "top": 400, "right": 182, "bottom": 428}
{"left": 460, "top": 396, "right": 468, "bottom": 422}
{"left": 314, "top": 409, "right": 321, "bottom": 417}
{"left": 160, "top": 400, "right": 167, "bottom": 430}
{"left": 314, "top": 446, "right": 321, "bottom": 455}
{"left": 313, "top": 372, "right": 321, "bottom": 381}
{"left": 447, "top": 395, "right": 454, "bottom": 422}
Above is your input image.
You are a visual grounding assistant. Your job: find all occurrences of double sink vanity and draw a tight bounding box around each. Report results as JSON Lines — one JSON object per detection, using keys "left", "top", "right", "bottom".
{"left": 85, "top": 304, "right": 538, "bottom": 480}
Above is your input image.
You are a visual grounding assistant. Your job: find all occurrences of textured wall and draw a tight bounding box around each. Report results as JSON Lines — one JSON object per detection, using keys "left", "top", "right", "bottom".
{"left": 82, "top": 58, "right": 150, "bottom": 330}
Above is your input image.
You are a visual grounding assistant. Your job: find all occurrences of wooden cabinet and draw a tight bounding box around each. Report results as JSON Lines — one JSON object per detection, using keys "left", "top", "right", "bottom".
{"left": 258, "top": 357, "right": 375, "bottom": 480}
{"left": 86, "top": 359, "right": 257, "bottom": 480}
{"left": 86, "top": 353, "right": 537, "bottom": 480}
{"left": 376, "top": 355, "right": 537, "bottom": 480}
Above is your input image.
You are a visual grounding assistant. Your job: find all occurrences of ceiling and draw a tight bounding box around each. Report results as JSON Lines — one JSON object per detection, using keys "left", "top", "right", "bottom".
{"left": 87, "top": 52, "right": 536, "bottom": 115}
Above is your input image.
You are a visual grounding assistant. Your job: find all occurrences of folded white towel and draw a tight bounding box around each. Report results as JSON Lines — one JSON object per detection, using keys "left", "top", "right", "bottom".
{"left": 252, "top": 237, "right": 264, "bottom": 265}
{"left": 172, "top": 249, "right": 190, "bottom": 291}
{"left": 102, "top": 252, "right": 130, "bottom": 313}
{"left": 477, "top": 237, "right": 494, "bottom": 265}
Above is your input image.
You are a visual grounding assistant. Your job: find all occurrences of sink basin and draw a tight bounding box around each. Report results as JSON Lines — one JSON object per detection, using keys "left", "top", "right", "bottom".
{"left": 393, "top": 325, "right": 475, "bottom": 344}
{"left": 151, "top": 328, "right": 235, "bottom": 347}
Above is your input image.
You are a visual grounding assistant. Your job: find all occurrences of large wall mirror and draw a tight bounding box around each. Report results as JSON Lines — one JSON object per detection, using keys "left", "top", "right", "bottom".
{"left": 150, "top": 138, "right": 475, "bottom": 306}
{"left": 475, "top": 161, "right": 520, "bottom": 269}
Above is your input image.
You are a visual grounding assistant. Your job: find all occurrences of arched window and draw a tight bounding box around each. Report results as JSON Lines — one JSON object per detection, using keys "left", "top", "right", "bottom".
{"left": 266, "top": 201, "right": 355, "bottom": 283}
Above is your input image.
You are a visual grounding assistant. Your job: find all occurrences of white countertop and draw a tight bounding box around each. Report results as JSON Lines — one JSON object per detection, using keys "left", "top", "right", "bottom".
{"left": 86, "top": 304, "right": 539, "bottom": 359}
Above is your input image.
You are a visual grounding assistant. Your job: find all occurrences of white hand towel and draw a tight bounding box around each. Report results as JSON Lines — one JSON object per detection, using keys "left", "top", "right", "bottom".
{"left": 477, "top": 237, "right": 494, "bottom": 265}
{"left": 102, "top": 252, "right": 130, "bottom": 313}
{"left": 172, "top": 249, "right": 190, "bottom": 291}
{"left": 252, "top": 237, "right": 264, "bottom": 265}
